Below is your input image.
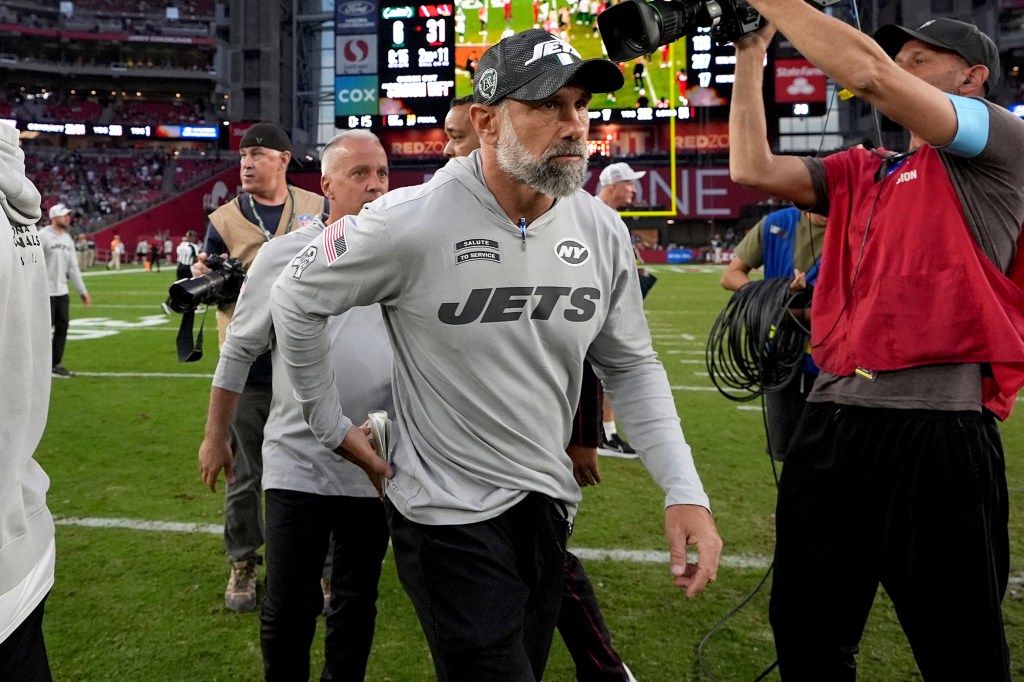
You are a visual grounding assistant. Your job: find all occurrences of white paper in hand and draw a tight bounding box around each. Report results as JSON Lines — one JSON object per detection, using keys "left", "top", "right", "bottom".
{"left": 367, "top": 410, "right": 390, "bottom": 495}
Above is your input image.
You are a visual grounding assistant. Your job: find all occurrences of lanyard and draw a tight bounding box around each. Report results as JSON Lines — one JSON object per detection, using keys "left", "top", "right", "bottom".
{"left": 249, "top": 187, "right": 296, "bottom": 240}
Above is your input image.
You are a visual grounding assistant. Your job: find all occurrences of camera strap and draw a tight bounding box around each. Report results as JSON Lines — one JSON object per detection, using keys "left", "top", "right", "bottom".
{"left": 176, "top": 307, "right": 208, "bottom": 363}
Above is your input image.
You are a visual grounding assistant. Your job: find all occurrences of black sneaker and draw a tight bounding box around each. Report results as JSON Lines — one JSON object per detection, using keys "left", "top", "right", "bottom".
{"left": 52, "top": 365, "right": 75, "bottom": 379}
{"left": 161, "top": 301, "right": 173, "bottom": 315}
{"left": 599, "top": 434, "right": 638, "bottom": 458}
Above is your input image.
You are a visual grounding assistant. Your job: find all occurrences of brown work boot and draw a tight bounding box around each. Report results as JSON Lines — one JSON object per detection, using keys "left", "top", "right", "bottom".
{"left": 224, "top": 559, "right": 258, "bottom": 612}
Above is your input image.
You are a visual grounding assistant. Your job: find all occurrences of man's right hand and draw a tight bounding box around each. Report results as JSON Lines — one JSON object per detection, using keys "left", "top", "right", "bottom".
{"left": 198, "top": 437, "right": 234, "bottom": 492}
{"left": 736, "top": 22, "right": 776, "bottom": 55}
{"left": 335, "top": 424, "right": 395, "bottom": 497}
{"left": 190, "top": 251, "right": 228, "bottom": 277}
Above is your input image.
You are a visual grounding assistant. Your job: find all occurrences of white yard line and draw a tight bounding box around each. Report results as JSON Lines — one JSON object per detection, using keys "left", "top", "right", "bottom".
{"left": 74, "top": 371, "right": 214, "bottom": 379}
{"left": 53, "top": 516, "right": 772, "bottom": 569}
{"left": 87, "top": 304, "right": 174, "bottom": 309}
{"left": 62, "top": 372, "right": 1024, "bottom": 403}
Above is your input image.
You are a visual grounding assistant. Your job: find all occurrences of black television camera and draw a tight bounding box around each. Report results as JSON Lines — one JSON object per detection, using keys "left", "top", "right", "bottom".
{"left": 166, "top": 254, "right": 245, "bottom": 314}
{"left": 597, "top": 0, "right": 839, "bottom": 63}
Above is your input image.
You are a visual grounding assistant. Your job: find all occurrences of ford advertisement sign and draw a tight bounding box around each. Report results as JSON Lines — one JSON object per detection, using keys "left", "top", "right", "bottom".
{"left": 335, "top": 0, "right": 377, "bottom": 34}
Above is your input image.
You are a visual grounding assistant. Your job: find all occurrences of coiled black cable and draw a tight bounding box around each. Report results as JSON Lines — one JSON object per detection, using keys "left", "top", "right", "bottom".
{"left": 706, "top": 277, "right": 811, "bottom": 402}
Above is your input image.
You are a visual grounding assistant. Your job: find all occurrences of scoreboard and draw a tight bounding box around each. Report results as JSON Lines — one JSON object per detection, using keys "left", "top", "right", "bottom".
{"left": 683, "top": 27, "right": 736, "bottom": 115}
{"left": 335, "top": 0, "right": 455, "bottom": 129}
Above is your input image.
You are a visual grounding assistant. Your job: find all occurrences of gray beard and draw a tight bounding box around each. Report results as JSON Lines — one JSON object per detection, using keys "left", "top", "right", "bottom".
{"left": 495, "top": 108, "right": 587, "bottom": 198}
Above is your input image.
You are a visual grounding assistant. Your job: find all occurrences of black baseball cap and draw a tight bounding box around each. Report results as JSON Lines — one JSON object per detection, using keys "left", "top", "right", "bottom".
{"left": 874, "top": 18, "right": 1000, "bottom": 93}
{"left": 239, "top": 122, "right": 292, "bottom": 153}
{"left": 473, "top": 29, "right": 624, "bottom": 105}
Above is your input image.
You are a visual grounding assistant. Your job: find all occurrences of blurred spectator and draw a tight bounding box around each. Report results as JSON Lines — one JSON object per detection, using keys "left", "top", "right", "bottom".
{"left": 136, "top": 237, "right": 149, "bottom": 265}
{"left": 75, "top": 232, "right": 89, "bottom": 269}
{"left": 39, "top": 203, "right": 91, "bottom": 378}
{"left": 107, "top": 233, "right": 124, "bottom": 270}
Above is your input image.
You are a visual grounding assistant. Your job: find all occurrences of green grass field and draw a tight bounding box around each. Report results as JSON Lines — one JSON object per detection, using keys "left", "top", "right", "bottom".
{"left": 37, "top": 264, "right": 1023, "bottom": 681}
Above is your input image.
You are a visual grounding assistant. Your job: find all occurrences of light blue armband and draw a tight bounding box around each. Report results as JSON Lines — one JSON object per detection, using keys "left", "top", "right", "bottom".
{"left": 943, "top": 94, "right": 989, "bottom": 158}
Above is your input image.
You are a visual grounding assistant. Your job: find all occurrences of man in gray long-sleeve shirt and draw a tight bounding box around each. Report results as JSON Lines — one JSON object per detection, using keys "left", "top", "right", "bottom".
{"left": 270, "top": 29, "right": 722, "bottom": 680}
{"left": 199, "top": 130, "right": 391, "bottom": 680}
{"left": 39, "top": 203, "right": 91, "bottom": 378}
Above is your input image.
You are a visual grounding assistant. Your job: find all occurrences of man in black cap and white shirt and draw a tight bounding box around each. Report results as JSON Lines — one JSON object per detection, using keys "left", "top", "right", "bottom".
{"left": 194, "top": 122, "right": 327, "bottom": 613}
{"left": 271, "top": 29, "right": 722, "bottom": 680}
{"left": 39, "top": 203, "right": 90, "bottom": 378}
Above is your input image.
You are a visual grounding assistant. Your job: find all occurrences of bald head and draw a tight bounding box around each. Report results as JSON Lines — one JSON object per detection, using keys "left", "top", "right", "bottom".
{"left": 320, "top": 130, "right": 390, "bottom": 222}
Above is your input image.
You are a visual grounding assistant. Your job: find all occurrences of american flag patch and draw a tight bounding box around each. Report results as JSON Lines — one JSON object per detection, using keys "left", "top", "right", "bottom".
{"left": 323, "top": 218, "right": 349, "bottom": 265}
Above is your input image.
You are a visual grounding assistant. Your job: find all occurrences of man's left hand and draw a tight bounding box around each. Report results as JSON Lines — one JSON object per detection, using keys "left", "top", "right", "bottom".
{"left": 665, "top": 504, "right": 722, "bottom": 598}
{"left": 567, "top": 444, "right": 601, "bottom": 487}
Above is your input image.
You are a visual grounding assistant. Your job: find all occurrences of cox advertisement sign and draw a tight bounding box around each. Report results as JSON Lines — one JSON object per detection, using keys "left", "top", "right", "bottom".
{"left": 335, "top": 75, "right": 379, "bottom": 116}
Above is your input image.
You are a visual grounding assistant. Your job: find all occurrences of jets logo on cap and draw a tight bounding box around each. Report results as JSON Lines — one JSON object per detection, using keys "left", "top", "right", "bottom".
{"left": 477, "top": 68, "right": 498, "bottom": 100}
{"left": 524, "top": 38, "right": 581, "bottom": 66}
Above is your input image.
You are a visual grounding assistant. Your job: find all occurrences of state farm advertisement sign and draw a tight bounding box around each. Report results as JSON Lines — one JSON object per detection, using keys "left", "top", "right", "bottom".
{"left": 775, "top": 59, "right": 826, "bottom": 103}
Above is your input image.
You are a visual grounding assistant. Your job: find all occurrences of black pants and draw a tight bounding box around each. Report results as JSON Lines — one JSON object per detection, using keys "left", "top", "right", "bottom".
{"left": 261, "top": 489, "right": 389, "bottom": 682}
{"left": 224, "top": 383, "right": 271, "bottom": 563}
{"left": 387, "top": 493, "right": 568, "bottom": 682}
{"left": 763, "top": 370, "right": 816, "bottom": 462}
{"left": 0, "top": 594, "right": 52, "bottom": 682}
{"left": 770, "top": 403, "right": 1011, "bottom": 681}
{"left": 49, "top": 294, "right": 69, "bottom": 368}
{"left": 558, "top": 551, "right": 629, "bottom": 681}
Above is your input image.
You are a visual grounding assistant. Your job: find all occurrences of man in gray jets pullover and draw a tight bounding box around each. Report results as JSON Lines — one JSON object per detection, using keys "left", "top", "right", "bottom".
{"left": 200, "top": 130, "right": 391, "bottom": 680}
{"left": 271, "top": 29, "right": 722, "bottom": 680}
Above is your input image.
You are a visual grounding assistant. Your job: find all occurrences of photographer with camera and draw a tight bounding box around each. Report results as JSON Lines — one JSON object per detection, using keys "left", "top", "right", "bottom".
{"left": 193, "top": 122, "right": 327, "bottom": 613}
{"left": 728, "top": 4, "right": 1024, "bottom": 679}
{"left": 199, "top": 130, "right": 390, "bottom": 680}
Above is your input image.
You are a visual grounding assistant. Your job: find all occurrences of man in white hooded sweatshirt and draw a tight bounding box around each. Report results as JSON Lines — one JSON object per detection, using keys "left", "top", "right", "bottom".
{"left": 0, "top": 122, "right": 56, "bottom": 680}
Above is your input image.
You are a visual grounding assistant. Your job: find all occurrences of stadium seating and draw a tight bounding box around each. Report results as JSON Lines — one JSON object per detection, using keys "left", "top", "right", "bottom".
{"left": 48, "top": 152, "right": 230, "bottom": 231}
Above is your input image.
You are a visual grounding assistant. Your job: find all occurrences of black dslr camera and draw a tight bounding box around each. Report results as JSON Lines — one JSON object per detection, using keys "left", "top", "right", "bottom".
{"left": 597, "top": 0, "right": 839, "bottom": 63}
{"left": 167, "top": 254, "right": 245, "bottom": 313}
